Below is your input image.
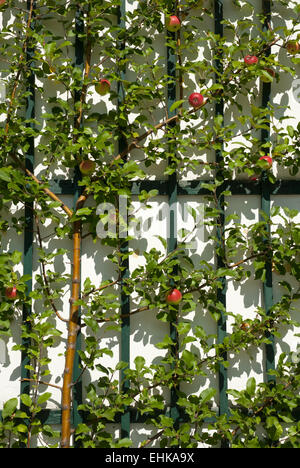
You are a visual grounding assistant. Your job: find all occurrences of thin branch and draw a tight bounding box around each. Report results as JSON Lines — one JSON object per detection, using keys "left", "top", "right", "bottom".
{"left": 140, "top": 429, "right": 165, "bottom": 448}
{"left": 4, "top": 0, "right": 35, "bottom": 135}
{"left": 110, "top": 102, "right": 207, "bottom": 165}
{"left": 34, "top": 214, "right": 69, "bottom": 324}
{"left": 8, "top": 152, "right": 73, "bottom": 218}
{"left": 228, "top": 249, "right": 271, "bottom": 269}
{"left": 82, "top": 278, "right": 120, "bottom": 299}
{"left": 20, "top": 378, "right": 62, "bottom": 391}
{"left": 2, "top": 3, "right": 73, "bottom": 219}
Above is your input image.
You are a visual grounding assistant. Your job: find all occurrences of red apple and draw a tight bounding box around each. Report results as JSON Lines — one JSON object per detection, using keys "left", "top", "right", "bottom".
{"left": 95, "top": 79, "right": 111, "bottom": 96}
{"left": 79, "top": 159, "right": 96, "bottom": 175}
{"left": 166, "top": 288, "right": 182, "bottom": 305}
{"left": 261, "top": 68, "right": 275, "bottom": 83}
{"left": 188, "top": 92, "right": 204, "bottom": 108}
{"left": 286, "top": 40, "right": 300, "bottom": 55}
{"left": 166, "top": 15, "right": 181, "bottom": 33}
{"left": 244, "top": 55, "right": 258, "bottom": 65}
{"left": 259, "top": 155, "right": 273, "bottom": 168}
{"left": 240, "top": 321, "right": 251, "bottom": 331}
{"left": 0, "top": 0, "right": 5, "bottom": 6}
{"left": 5, "top": 286, "right": 17, "bottom": 300}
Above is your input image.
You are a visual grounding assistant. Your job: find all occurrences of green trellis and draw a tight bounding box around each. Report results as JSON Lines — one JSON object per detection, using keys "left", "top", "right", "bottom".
{"left": 2, "top": 0, "right": 300, "bottom": 445}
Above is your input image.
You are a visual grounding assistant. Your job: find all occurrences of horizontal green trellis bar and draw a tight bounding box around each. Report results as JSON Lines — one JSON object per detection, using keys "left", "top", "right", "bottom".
{"left": 1, "top": 403, "right": 299, "bottom": 426}
{"left": 48, "top": 178, "right": 300, "bottom": 197}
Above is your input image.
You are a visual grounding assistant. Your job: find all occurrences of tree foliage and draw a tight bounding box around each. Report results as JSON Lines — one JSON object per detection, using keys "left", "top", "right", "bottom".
{"left": 0, "top": 0, "right": 299, "bottom": 448}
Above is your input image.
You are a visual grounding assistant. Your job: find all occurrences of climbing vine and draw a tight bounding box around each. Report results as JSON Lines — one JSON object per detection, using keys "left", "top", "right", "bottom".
{"left": 0, "top": 0, "right": 299, "bottom": 448}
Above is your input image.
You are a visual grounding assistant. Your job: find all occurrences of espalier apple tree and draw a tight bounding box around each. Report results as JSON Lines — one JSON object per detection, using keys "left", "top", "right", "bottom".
{"left": 0, "top": 0, "right": 299, "bottom": 449}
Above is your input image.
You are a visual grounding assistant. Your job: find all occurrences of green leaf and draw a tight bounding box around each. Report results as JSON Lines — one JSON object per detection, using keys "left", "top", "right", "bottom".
{"left": 155, "top": 235, "right": 167, "bottom": 249}
{"left": 261, "top": 69, "right": 274, "bottom": 82}
{"left": 0, "top": 168, "right": 11, "bottom": 182}
{"left": 169, "top": 100, "right": 185, "bottom": 113}
{"left": 287, "top": 125, "right": 295, "bottom": 138}
{"left": 155, "top": 335, "right": 175, "bottom": 349}
{"left": 76, "top": 207, "right": 93, "bottom": 217}
{"left": 44, "top": 41, "right": 57, "bottom": 57}
{"left": 134, "top": 356, "right": 145, "bottom": 372}
{"left": 37, "top": 392, "right": 52, "bottom": 405}
{"left": 11, "top": 250, "right": 22, "bottom": 264}
{"left": 112, "top": 438, "right": 132, "bottom": 448}
{"left": 20, "top": 393, "right": 32, "bottom": 407}
{"left": 181, "top": 349, "right": 197, "bottom": 369}
{"left": 2, "top": 398, "right": 18, "bottom": 419}
{"left": 266, "top": 416, "right": 283, "bottom": 440}
{"left": 177, "top": 322, "right": 191, "bottom": 335}
{"left": 200, "top": 388, "right": 216, "bottom": 404}
{"left": 246, "top": 377, "right": 256, "bottom": 396}
{"left": 16, "top": 424, "right": 29, "bottom": 433}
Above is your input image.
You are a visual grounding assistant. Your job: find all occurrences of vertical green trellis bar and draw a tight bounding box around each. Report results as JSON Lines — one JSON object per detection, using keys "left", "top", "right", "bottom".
{"left": 72, "top": 4, "right": 84, "bottom": 436}
{"left": 261, "top": 0, "right": 275, "bottom": 383}
{"left": 20, "top": 0, "right": 35, "bottom": 403}
{"left": 118, "top": 0, "right": 131, "bottom": 440}
{"left": 214, "top": 0, "right": 229, "bottom": 427}
{"left": 166, "top": 2, "right": 180, "bottom": 428}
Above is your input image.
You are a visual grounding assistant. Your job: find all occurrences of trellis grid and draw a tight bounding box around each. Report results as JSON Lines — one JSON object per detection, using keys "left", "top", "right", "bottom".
{"left": 1, "top": 0, "right": 300, "bottom": 447}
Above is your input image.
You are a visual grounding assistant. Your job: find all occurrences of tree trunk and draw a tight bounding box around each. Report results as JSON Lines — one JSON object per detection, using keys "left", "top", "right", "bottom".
{"left": 60, "top": 218, "right": 82, "bottom": 448}
{"left": 60, "top": 192, "right": 87, "bottom": 448}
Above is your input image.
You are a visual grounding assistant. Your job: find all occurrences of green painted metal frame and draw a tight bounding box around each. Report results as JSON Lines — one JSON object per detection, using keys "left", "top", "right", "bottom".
{"left": 118, "top": 1, "right": 131, "bottom": 440}
{"left": 261, "top": 0, "right": 276, "bottom": 384}
{"left": 214, "top": 1, "right": 229, "bottom": 430}
{"left": 1, "top": 0, "right": 296, "bottom": 442}
{"left": 166, "top": 0, "right": 180, "bottom": 429}
{"left": 20, "top": 0, "right": 36, "bottom": 415}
